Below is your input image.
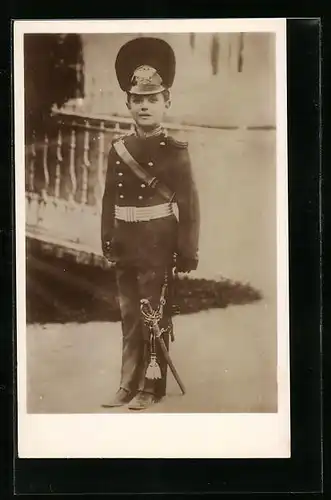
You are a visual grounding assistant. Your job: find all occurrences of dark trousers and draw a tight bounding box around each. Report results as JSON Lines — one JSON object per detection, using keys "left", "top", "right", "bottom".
{"left": 115, "top": 264, "right": 173, "bottom": 399}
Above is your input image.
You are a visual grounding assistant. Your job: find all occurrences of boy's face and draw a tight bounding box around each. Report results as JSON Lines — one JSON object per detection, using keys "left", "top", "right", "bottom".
{"left": 127, "top": 92, "right": 170, "bottom": 130}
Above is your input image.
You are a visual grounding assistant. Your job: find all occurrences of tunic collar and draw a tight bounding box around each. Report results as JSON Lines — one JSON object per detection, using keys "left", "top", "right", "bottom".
{"left": 134, "top": 124, "right": 167, "bottom": 139}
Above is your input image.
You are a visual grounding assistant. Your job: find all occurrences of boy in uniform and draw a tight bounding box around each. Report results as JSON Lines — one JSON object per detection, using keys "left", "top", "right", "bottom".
{"left": 101, "top": 37, "right": 200, "bottom": 410}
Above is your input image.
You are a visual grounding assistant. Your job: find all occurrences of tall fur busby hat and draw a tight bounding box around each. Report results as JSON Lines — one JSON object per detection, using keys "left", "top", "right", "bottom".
{"left": 115, "top": 37, "right": 176, "bottom": 94}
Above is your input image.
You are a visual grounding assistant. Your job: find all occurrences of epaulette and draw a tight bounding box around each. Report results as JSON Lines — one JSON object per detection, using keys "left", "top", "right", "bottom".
{"left": 111, "top": 136, "right": 121, "bottom": 146}
{"left": 167, "top": 135, "right": 188, "bottom": 149}
{"left": 111, "top": 132, "right": 134, "bottom": 145}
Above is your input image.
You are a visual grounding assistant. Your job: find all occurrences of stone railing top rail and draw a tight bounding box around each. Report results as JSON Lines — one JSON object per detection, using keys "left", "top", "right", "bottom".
{"left": 52, "top": 107, "right": 276, "bottom": 133}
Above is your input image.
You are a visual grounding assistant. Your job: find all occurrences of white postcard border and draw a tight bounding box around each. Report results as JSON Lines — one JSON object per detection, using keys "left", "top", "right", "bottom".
{"left": 14, "top": 18, "right": 290, "bottom": 459}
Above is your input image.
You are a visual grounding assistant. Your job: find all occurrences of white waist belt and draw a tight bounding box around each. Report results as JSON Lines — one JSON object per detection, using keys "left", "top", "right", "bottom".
{"left": 115, "top": 203, "right": 179, "bottom": 222}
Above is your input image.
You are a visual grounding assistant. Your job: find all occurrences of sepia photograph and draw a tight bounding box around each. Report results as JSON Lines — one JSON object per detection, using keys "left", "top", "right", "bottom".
{"left": 15, "top": 19, "right": 290, "bottom": 458}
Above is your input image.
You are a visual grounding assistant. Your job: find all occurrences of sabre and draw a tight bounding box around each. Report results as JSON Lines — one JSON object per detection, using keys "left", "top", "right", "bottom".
{"left": 140, "top": 298, "right": 186, "bottom": 395}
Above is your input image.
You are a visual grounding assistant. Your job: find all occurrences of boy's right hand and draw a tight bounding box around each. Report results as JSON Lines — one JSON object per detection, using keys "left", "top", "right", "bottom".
{"left": 103, "top": 240, "right": 113, "bottom": 262}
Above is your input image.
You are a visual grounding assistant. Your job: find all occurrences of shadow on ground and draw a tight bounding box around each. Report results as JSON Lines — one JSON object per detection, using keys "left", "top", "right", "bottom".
{"left": 26, "top": 248, "right": 262, "bottom": 324}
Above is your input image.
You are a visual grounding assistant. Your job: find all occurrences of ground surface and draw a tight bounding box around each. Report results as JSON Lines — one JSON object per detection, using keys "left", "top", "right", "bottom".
{"left": 27, "top": 299, "right": 276, "bottom": 414}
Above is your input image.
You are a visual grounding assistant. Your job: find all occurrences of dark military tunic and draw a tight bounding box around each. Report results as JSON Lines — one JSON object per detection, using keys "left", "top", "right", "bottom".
{"left": 101, "top": 129, "right": 200, "bottom": 398}
{"left": 101, "top": 131, "right": 200, "bottom": 268}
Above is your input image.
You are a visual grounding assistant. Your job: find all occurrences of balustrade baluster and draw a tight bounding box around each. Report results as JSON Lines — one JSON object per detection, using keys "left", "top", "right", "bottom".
{"left": 95, "top": 120, "right": 105, "bottom": 212}
{"left": 28, "top": 131, "right": 36, "bottom": 193}
{"left": 45, "top": 125, "right": 64, "bottom": 237}
{"left": 81, "top": 120, "right": 90, "bottom": 205}
{"left": 113, "top": 121, "right": 121, "bottom": 140}
{"left": 41, "top": 134, "right": 50, "bottom": 201}
{"left": 36, "top": 133, "right": 50, "bottom": 226}
{"left": 78, "top": 119, "right": 98, "bottom": 245}
{"left": 68, "top": 123, "right": 77, "bottom": 204}
{"left": 59, "top": 121, "right": 79, "bottom": 242}
{"left": 55, "top": 127, "right": 63, "bottom": 200}
{"left": 26, "top": 131, "right": 38, "bottom": 226}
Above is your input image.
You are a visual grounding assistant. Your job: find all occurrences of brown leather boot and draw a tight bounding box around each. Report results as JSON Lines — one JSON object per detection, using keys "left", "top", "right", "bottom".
{"left": 128, "top": 391, "right": 155, "bottom": 410}
{"left": 102, "top": 388, "right": 133, "bottom": 408}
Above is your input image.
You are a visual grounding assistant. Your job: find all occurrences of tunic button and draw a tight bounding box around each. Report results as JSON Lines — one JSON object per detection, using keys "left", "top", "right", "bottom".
{"left": 116, "top": 160, "right": 120, "bottom": 165}
{"left": 138, "top": 195, "right": 143, "bottom": 200}
{"left": 118, "top": 172, "right": 123, "bottom": 176}
{"left": 119, "top": 194, "right": 124, "bottom": 199}
{"left": 148, "top": 161, "right": 153, "bottom": 166}
{"left": 118, "top": 183, "right": 123, "bottom": 187}
{"left": 141, "top": 183, "right": 146, "bottom": 188}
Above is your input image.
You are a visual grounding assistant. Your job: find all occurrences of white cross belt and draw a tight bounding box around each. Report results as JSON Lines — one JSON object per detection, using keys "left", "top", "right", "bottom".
{"left": 115, "top": 203, "right": 179, "bottom": 222}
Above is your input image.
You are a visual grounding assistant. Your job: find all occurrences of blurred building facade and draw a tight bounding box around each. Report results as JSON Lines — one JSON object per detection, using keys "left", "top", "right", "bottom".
{"left": 63, "top": 32, "right": 276, "bottom": 128}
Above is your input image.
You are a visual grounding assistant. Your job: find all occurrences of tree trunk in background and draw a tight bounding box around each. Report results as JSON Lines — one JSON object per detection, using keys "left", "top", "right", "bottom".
{"left": 24, "top": 34, "right": 84, "bottom": 140}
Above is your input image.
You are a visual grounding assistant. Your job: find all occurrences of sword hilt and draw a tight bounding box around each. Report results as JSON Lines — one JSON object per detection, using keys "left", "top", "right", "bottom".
{"left": 140, "top": 298, "right": 162, "bottom": 325}
{"left": 140, "top": 301, "right": 185, "bottom": 394}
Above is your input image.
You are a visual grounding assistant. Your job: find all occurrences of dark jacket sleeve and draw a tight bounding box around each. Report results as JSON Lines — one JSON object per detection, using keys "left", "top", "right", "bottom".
{"left": 101, "top": 146, "right": 117, "bottom": 254}
{"left": 174, "top": 147, "right": 200, "bottom": 270}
